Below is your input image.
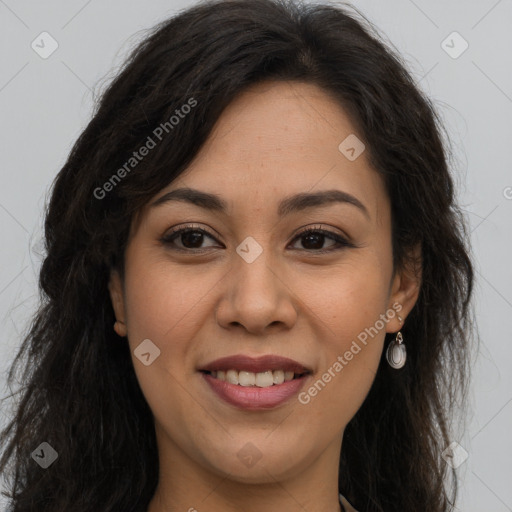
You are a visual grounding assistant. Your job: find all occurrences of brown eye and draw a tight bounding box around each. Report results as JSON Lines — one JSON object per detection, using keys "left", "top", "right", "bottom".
{"left": 289, "top": 227, "right": 353, "bottom": 253}
{"left": 161, "top": 226, "right": 221, "bottom": 251}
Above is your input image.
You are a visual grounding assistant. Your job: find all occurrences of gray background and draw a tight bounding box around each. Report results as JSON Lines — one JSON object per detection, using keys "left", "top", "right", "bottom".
{"left": 1, "top": 0, "right": 511, "bottom": 510}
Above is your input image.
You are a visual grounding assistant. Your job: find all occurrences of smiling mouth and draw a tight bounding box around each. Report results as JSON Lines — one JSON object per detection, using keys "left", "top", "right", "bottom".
{"left": 200, "top": 369, "right": 308, "bottom": 387}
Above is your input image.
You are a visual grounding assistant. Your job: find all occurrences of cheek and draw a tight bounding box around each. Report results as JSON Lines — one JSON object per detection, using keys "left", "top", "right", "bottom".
{"left": 123, "top": 253, "right": 214, "bottom": 344}
{"left": 120, "top": 257, "right": 209, "bottom": 423}
{"left": 298, "top": 256, "right": 391, "bottom": 339}
{"left": 294, "top": 261, "right": 390, "bottom": 422}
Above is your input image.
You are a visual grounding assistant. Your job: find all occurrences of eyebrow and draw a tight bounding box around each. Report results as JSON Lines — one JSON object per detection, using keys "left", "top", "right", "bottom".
{"left": 150, "top": 187, "right": 370, "bottom": 220}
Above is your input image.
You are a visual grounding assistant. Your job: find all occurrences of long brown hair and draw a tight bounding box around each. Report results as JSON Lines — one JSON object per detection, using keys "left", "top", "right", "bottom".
{"left": 0, "top": 1, "right": 476, "bottom": 510}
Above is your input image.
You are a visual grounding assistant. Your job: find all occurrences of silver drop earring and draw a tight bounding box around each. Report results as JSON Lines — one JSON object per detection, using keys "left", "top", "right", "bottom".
{"left": 386, "top": 315, "right": 406, "bottom": 369}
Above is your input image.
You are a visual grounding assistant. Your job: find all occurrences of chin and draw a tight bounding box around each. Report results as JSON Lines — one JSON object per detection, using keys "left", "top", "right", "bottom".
{"left": 199, "top": 439, "right": 310, "bottom": 483}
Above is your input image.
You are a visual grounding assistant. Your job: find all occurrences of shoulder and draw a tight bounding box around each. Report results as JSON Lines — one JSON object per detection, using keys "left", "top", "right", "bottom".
{"left": 340, "top": 494, "right": 359, "bottom": 512}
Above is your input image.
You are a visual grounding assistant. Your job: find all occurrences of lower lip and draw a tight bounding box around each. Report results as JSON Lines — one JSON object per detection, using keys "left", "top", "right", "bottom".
{"left": 201, "top": 372, "right": 310, "bottom": 410}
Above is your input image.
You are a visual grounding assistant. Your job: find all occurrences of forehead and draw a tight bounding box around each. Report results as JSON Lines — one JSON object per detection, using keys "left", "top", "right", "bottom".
{"left": 150, "top": 80, "right": 388, "bottom": 223}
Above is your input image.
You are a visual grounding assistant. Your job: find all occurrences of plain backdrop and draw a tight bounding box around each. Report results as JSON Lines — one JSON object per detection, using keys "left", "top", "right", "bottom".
{"left": 1, "top": 1, "right": 511, "bottom": 510}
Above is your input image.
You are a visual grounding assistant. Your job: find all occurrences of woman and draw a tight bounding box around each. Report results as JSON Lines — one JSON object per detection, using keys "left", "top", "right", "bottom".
{"left": 0, "top": 0, "right": 476, "bottom": 510}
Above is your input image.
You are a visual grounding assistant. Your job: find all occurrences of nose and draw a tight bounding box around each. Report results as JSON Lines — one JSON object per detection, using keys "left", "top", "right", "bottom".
{"left": 215, "top": 246, "right": 298, "bottom": 335}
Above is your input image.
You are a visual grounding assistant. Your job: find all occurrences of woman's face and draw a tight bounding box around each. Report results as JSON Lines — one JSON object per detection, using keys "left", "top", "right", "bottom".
{"left": 109, "top": 81, "right": 420, "bottom": 488}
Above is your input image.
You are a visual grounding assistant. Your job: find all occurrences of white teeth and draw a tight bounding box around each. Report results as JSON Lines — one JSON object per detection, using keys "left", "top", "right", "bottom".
{"left": 273, "top": 370, "right": 285, "bottom": 385}
{"left": 255, "top": 370, "right": 274, "bottom": 387}
{"left": 226, "top": 369, "right": 239, "bottom": 385}
{"left": 238, "top": 371, "right": 256, "bottom": 386}
{"left": 210, "top": 369, "right": 301, "bottom": 387}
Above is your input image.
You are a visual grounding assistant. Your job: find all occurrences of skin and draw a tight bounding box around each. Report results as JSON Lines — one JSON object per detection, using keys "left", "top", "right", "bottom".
{"left": 109, "top": 80, "right": 421, "bottom": 512}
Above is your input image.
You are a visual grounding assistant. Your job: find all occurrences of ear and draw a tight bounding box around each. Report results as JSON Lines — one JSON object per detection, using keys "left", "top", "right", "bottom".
{"left": 386, "top": 243, "right": 422, "bottom": 333}
{"left": 108, "top": 268, "right": 127, "bottom": 337}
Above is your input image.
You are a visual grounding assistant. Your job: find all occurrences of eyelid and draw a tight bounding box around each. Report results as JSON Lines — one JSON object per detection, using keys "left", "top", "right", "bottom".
{"left": 161, "top": 223, "right": 221, "bottom": 247}
{"left": 292, "top": 224, "right": 350, "bottom": 242}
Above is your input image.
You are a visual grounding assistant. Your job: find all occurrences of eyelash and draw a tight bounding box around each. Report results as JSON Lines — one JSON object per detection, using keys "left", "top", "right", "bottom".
{"left": 160, "top": 223, "right": 354, "bottom": 254}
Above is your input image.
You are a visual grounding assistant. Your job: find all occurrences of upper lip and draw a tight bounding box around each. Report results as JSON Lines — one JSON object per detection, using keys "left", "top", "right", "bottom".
{"left": 198, "top": 354, "right": 312, "bottom": 374}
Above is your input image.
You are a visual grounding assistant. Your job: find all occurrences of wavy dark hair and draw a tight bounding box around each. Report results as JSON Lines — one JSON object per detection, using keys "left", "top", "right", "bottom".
{"left": 0, "top": 0, "right": 476, "bottom": 510}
